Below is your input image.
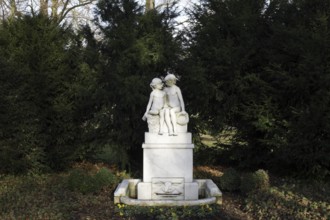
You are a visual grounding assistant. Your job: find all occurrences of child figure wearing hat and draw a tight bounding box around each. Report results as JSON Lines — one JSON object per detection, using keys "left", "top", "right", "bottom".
{"left": 164, "top": 74, "right": 186, "bottom": 136}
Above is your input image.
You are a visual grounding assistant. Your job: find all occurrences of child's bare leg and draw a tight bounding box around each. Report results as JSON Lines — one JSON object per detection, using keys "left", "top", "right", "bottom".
{"left": 165, "top": 108, "right": 173, "bottom": 135}
{"left": 170, "top": 107, "right": 180, "bottom": 136}
{"left": 159, "top": 109, "right": 165, "bottom": 135}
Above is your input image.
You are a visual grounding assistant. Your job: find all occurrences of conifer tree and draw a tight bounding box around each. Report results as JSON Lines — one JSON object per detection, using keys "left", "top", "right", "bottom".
{"left": 91, "top": 0, "right": 182, "bottom": 166}
{"left": 184, "top": 0, "right": 330, "bottom": 179}
{"left": 0, "top": 15, "right": 86, "bottom": 173}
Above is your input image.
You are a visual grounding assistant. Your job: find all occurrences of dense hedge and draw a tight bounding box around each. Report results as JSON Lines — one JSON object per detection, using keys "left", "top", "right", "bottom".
{"left": 0, "top": 0, "right": 329, "bottom": 179}
{"left": 182, "top": 0, "right": 330, "bottom": 179}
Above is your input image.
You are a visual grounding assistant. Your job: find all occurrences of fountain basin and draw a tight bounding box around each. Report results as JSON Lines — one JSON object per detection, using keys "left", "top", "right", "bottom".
{"left": 114, "top": 179, "right": 222, "bottom": 206}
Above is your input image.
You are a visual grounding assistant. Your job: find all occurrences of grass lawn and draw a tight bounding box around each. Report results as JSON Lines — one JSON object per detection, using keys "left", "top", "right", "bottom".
{"left": 0, "top": 163, "right": 329, "bottom": 219}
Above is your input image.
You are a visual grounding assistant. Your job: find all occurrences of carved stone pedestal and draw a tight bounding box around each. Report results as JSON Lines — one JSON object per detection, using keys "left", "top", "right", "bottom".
{"left": 137, "top": 132, "right": 199, "bottom": 200}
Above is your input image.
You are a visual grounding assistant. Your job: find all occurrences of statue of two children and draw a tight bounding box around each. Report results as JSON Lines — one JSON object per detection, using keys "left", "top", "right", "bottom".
{"left": 142, "top": 74, "right": 186, "bottom": 136}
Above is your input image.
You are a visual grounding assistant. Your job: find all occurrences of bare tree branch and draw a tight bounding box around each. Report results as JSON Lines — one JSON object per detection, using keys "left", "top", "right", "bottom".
{"left": 0, "top": 0, "right": 95, "bottom": 25}
{"left": 27, "top": 2, "right": 36, "bottom": 16}
{"left": 58, "top": 0, "right": 95, "bottom": 24}
{"left": 58, "top": 0, "right": 69, "bottom": 20}
{"left": 0, "top": 0, "right": 8, "bottom": 20}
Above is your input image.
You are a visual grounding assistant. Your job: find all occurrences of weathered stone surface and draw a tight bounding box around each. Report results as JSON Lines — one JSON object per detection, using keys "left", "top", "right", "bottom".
{"left": 137, "top": 182, "right": 152, "bottom": 200}
{"left": 143, "top": 147, "right": 193, "bottom": 183}
{"left": 184, "top": 181, "right": 199, "bottom": 200}
{"left": 115, "top": 179, "right": 221, "bottom": 205}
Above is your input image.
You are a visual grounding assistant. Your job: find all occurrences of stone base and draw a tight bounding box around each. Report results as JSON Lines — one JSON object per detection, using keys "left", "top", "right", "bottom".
{"left": 114, "top": 179, "right": 141, "bottom": 203}
{"left": 114, "top": 179, "right": 222, "bottom": 206}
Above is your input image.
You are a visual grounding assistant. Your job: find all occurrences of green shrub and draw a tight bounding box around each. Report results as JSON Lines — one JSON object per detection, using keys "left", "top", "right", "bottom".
{"left": 219, "top": 167, "right": 241, "bottom": 191}
{"left": 93, "top": 144, "right": 130, "bottom": 169}
{"left": 67, "top": 169, "right": 97, "bottom": 194}
{"left": 240, "top": 169, "right": 270, "bottom": 194}
{"left": 67, "top": 168, "right": 118, "bottom": 194}
{"left": 94, "top": 167, "right": 117, "bottom": 189}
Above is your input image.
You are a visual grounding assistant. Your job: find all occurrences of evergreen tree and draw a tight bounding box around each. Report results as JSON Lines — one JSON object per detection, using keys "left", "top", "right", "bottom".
{"left": 263, "top": 0, "right": 330, "bottom": 178}
{"left": 184, "top": 0, "right": 330, "bottom": 179}
{"left": 0, "top": 15, "right": 87, "bottom": 173}
{"left": 91, "top": 0, "right": 182, "bottom": 167}
{"left": 183, "top": 0, "right": 276, "bottom": 164}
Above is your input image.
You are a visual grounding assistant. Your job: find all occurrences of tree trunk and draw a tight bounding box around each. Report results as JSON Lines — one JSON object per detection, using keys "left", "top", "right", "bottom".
{"left": 10, "top": 0, "right": 18, "bottom": 18}
{"left": 51, "top": 0, "right": 58, "bottom": 19}
{"left": 40, "top": 0, "right": 48, "bottom": 16}
{"left": 146, "top": 0, "right": 154, "bottom": 11}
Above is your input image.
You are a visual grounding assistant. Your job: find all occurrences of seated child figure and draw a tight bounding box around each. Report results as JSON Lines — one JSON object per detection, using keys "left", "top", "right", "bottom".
{"left": 142, "top": 78, "right": 166, "bottom": 135}
{"left": 164, "top": 74, "right": 186, "bottom": 136}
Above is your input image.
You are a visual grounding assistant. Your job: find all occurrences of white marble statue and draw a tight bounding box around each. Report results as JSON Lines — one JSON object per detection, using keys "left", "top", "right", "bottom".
{"left": 142, "top": 78, "right": 166, "bottom": 134}
{"left": 143, "top": 74, "right": 188, "bottom": 135}
{"left": 164, "top": 74, "right": 186, "bottom": 136}
{"left": 115, "top": 75, "right": 222, "bottom": 205}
